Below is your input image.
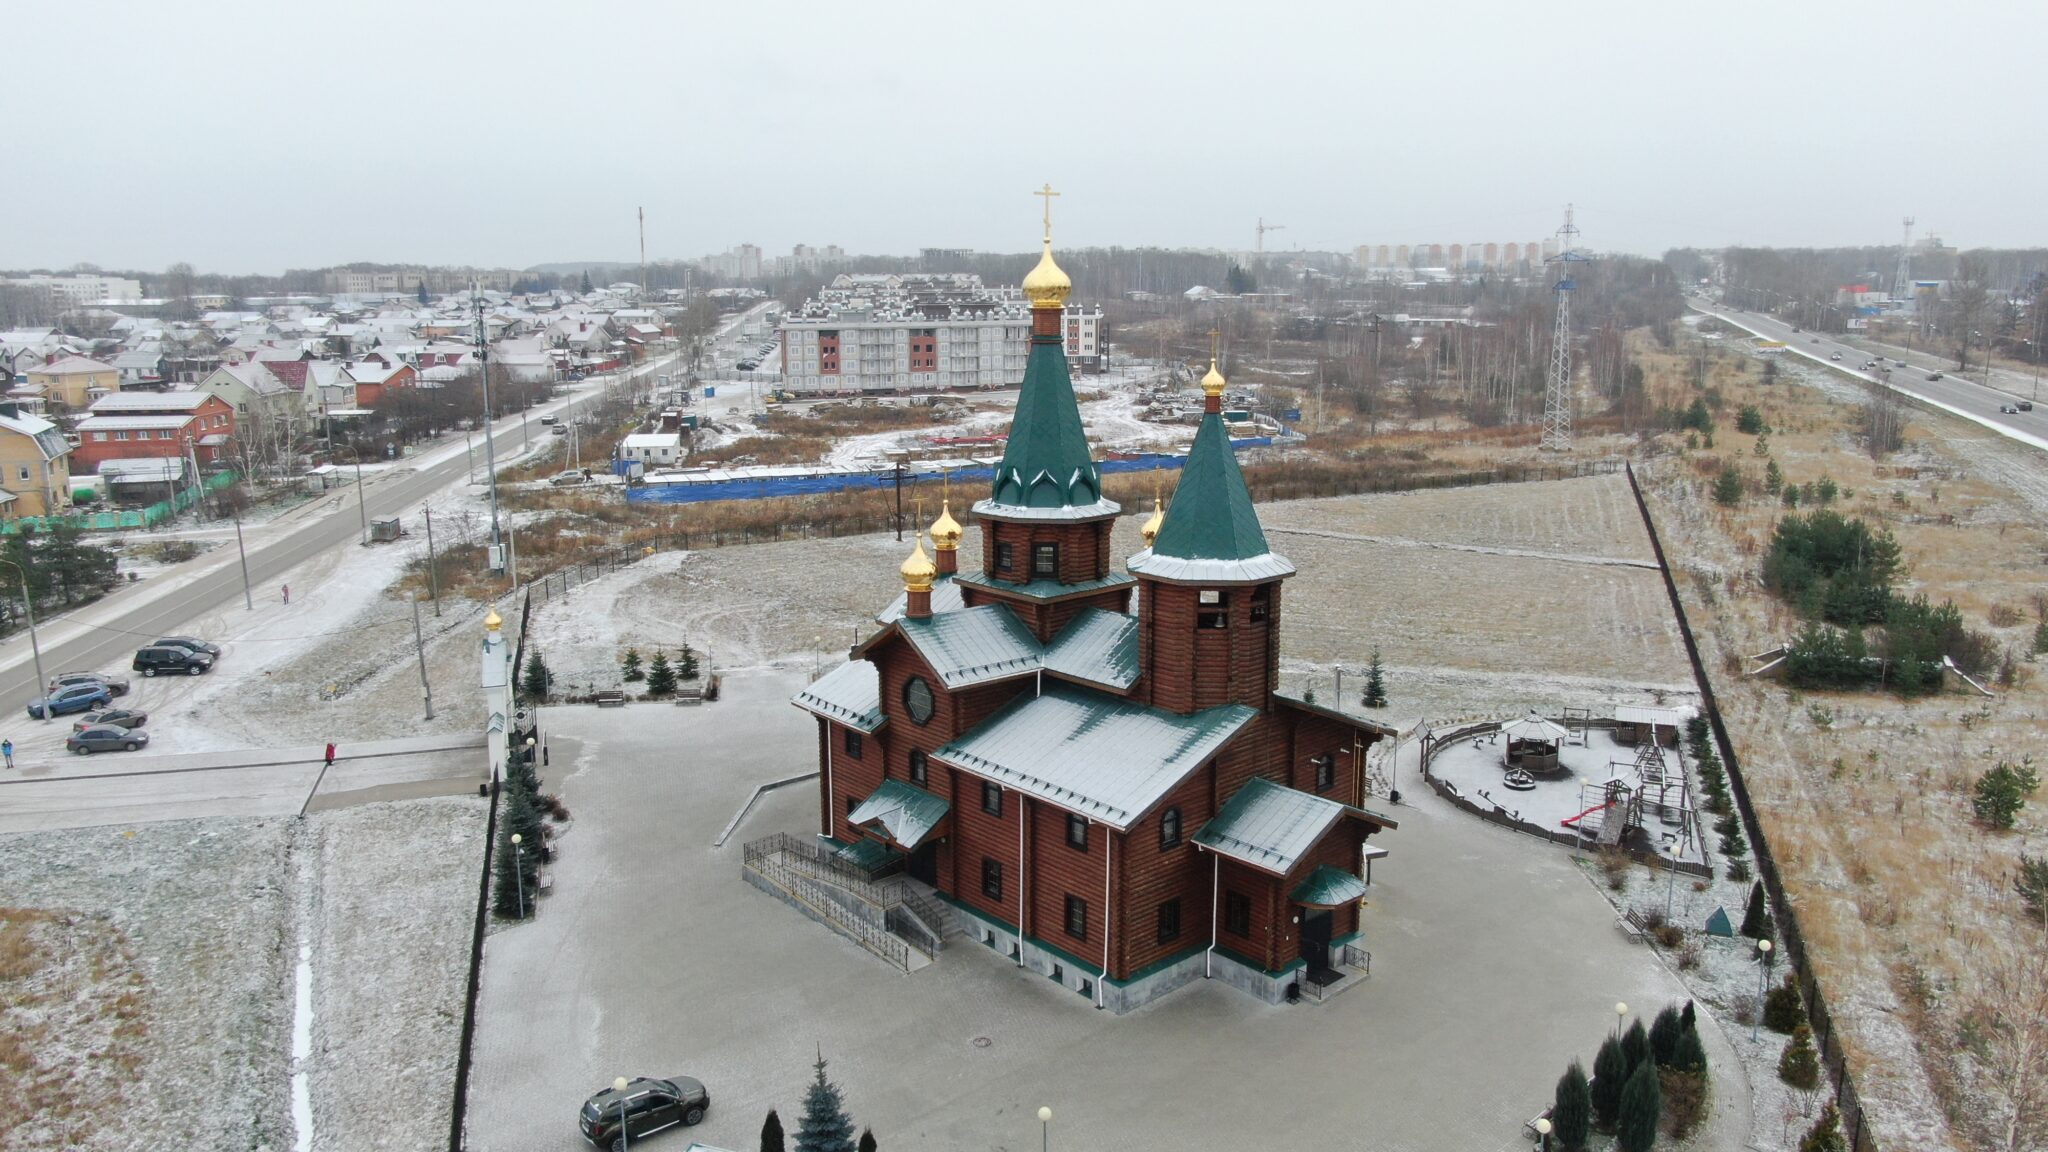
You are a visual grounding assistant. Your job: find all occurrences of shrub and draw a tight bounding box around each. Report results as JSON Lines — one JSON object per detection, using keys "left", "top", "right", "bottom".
{"left": 1778, "top": 1024, "right": 1820, "bottom": 1090}
{"left": 1671, "top": 1022, "right": 1708, "bottom": 1078}
{"left": 1800, "top": 1102, "right": 1846, "bottom": 1152}
{"left": 2035, "top": 620, "right": 2048, "bottom": 655}
{"left": 1762, "top": 510, "right": 1901, "bottom": 626}
{"left": 1736, "top": 405, "right": 1767, "bottom": 434}
{"left": 1591, "top": 1034, "right": 1628, "bottom": 1128}
{"left": 1763, "top": 975, "right": 1804, "bottom": 1033}
{"left": 1554, "top": 1062, "right": 1593, "bottom": 1151}
{"left": 1660, "top": 1068, "right": 1708, "bottom": 1140}
{"left": 1973, "top": 758, "right": 2039, "bottom": 830}
{"left": 1740, "top": 880, "right": 1772, "bottom": 939}
{"left": 2016, "top": 853, "right": 2048, "bottom": 923}
{"left": 1621, "top": 1020, "right": 1650, "bottom": 1078}
{"left": 1617, "top": 1060, "right": 1662, "bottom": 1152}
{"left": 1713, "top": 464, "right": 1744, "bottom": 507}
{"left": 1654, "top": 924, "right": 1684, "bottom": 949}
{"left": 1650, "top": 1005, "right": 1684, "bottom": 1066}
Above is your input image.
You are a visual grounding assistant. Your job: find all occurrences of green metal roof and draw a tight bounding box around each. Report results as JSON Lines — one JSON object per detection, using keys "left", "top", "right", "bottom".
{"left": 1151, "top": 412, "right": 1267, "bottom": 560}
{"left": 833, "top": 837, "right": 903, "bottom": 873}
{"left": 1291, "top": 864, "right": 1369, "bottom": 908}
{"left": 1040, "top": 607, "right": 1140, "bottom": 691}
{"left": 1195, "top": 777, "right": 1350, "bottom": 876}
{"left": 895, "top": 605, "right": 1042, "bottom": 689}
{"left": 980, "top": 338, "right": 1112, "bottom": 515}
{"left": 951, "top": 569, "right": 1135, "bottom": 605}
{"left": 934, "top": 684, "right": 1255, "bottom": 830}
{"left": 791, "top": 661, "right": 886, "bottom": 732}
{"left": 848, "top": 779, "right": 952, "bottom": 850}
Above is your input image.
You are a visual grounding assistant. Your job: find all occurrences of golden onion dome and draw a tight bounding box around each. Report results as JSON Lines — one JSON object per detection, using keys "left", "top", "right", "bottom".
{"left": 484, "top": 607, "right": 503, "bottom": 632}
{"left": 1140, "top": 495, "right": 1166, "bottom": 547}
{"left": 929, "top": 499, "right": 963, "bottom": 551}
{"left": 900, "top": 532, "right": 937, "bottom": 592}
{"left": 1201, "top": 356, "right": 1227, "bottom": 399}
{"left": 1022, "top": 238, "right": 1072, "bottom": 310}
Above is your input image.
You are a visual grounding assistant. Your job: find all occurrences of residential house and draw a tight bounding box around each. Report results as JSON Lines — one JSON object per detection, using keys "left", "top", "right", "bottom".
{"left": 195, "top": 362, "right": 302, "bottom": 462}
{"left": 111, "top": 348, "right": 167, "bottom": 388}
{"left": 618, "top": 431, "right": 683, "bottom": 467}
{"left": 345, "top": 360, "right": 417, "bottom": 407}
{"left": 73, "top": 390, "right": 238, "bottom": 473}
{"left": 0, "top": 402, "right": 73, "bottom": 519}
{"left": 23, "top": 355, "right": 120, "bottom": 409}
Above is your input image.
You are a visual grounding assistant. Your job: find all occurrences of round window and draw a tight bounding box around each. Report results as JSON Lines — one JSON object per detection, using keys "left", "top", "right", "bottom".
{"left": 903, "top": 676, "right": 935, "bottom": 725}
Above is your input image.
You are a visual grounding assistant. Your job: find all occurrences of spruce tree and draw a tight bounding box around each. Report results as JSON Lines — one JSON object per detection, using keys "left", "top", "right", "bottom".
{"left": 1361, "top": 648, "right": 1388, "bottom": 708}
{"left": 2034, "top": 619, "right": 2048, "bottom": 656}
{"left": 504, "top": 782, "right": 547, "bottom": 864}
{"left": 1671, "top": 1022, "right": 1709, "bottom": 1078}
{"left": 1763, "top": 975, "right": 1804, "bottom": 1034}
{"left": 1713, "top": 463, "right": 1744, "bottom": 507}
{"left": 1740, "top": 880, "right": 1772, "bottom": 939}
{"left": 646, "top": 651, "right": 677, "bottom": 696}
{"left": 1616, "top": 1059, "right": 1662, "bottom": 1152}
{"left": 794, "top": 1052, "right": 856, "bottom": 1152}
{"left": 760, "top": 1109, "right": 786, "bottom": 1152}
{"left": 1650, "top": 1005, "right": 1683, "bottom": 1067}
{"left": 1799, "top": 1102, "right": 1846, "bottom": 1152}
{"left": 1681, "top": 999, "right": 1697, "bottom": 1032}
{"left": 679, "top": 643, "right": 701, "bottom": 681}
{"left": 622, "top": 648, "right": 644, "bottom": 682}
{"left": 1778, "top": 1024, "right": 1820, "bottom": 1090}
{"left": 522, "top": 651, "right": 551, "bottom": 700}
{"left": 491, "top": 820, "right": 536, "bottom": 918}
{"left": 1591, "top": 1033, "right": 1629, "bottom": 1129}
{"left": 856, "top": 1130, "right": 876, "bottom": 1152}
{"left": 1551, "top": 1061, "right": 1592, "bottom": 1151}
{"left": 1620, "top": 1019, "right": 1650, "bottom": 1079}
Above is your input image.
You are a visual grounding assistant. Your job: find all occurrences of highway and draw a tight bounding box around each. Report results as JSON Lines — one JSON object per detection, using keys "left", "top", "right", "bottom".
{"left": 1689, "top": 300, "right": 2048, "bottom": 452}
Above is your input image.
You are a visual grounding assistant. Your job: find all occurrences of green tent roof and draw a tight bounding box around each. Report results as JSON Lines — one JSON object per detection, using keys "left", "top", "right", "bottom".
{"left": 982, "top": 338, "right": 1110, "bottom": 515}
{"left": 1149, "top": 411, "right": 1269, "bottom": 561}
{"left": 1291, "top": 864, "right": 1369, "bottom": 908}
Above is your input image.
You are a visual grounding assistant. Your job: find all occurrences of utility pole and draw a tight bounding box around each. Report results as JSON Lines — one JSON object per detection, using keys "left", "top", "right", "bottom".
{"left": 474, "top": 281, "right": 504, "bottom": 570}
{"left": 231, "top": 504, "right": 254, "bottom": 610}
{"left": 639, "top": 206, "right": 648, "bottom": 299}
{"left": 353, "top": 455, "right": 369, "bottom": 544}
{"left": 412, "top": 593, "right": 435, "bottom": 720}
{"left": 422, "top": 505, "right": 441, "bottom": 617}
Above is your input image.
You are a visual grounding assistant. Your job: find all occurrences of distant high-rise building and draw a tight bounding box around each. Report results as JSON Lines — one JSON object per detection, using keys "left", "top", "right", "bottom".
{"left": 6, "top": 274, "right": 143, "bottom": 306}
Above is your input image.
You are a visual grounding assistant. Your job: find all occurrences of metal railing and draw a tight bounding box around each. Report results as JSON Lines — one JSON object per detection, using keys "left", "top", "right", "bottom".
{"left": 743, "top": 842, "right": 911, "bottom": 972}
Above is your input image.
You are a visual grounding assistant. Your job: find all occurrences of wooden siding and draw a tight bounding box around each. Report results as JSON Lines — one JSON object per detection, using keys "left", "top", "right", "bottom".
{"left": 1137, "top": 577, "right": 1282, "bottom": 715}
{"left": 1216, "top": 857, "right": 1284, "bottom": 970}
{"left": 1114, "top": 769, "right": 1215, "bottom": 977}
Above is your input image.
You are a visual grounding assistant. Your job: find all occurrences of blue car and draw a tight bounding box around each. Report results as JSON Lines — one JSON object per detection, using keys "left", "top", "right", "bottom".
{"left": 28, "top": 682, "right": 113, "bottom": 719}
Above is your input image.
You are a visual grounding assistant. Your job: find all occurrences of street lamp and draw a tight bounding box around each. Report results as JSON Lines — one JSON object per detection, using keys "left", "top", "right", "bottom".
{"left": 813, "top": 635, "right": 823, "bottom": 677}
{"left": 509, "top": 833, "right": 526, "bottom": 918}
{"left": 1752, "top": 939, "right": 1774, "bottom": 1041}
{"left": 1534, "top": 1116, "right": 1552, "bottom": 1152}
{"left": 1037, "top": 1106, "right": 1051, "bottom": 1152}
{"left": 1664, "top": 842, "right": 1680, "bottom": 918}
{"left": 0, "top": 559, "right": 49, "bottom": 723}
{"left": 614, "top": 1076, "right": 631, "bottom": 1149}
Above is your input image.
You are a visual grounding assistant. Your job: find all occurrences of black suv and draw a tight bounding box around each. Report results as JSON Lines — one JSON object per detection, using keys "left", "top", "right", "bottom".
{"left": 152, "top": 636, "right": 222, "bottom": 656}
{"left": 579, "top": 1076, "right": 709, "bottom": 1150}
{"left": 133, "top": 645, "right": 214, "bottom": 677}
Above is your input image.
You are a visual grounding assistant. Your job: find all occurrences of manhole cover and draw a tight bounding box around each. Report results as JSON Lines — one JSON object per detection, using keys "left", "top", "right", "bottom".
{"left": 971, "top": 1036, "right": 992, "bottom": 1049}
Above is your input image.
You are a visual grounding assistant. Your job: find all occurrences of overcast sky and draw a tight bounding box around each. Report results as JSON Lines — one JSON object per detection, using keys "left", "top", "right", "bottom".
{"left": 6, "top": 0, "right": 2040, "bottom": 275}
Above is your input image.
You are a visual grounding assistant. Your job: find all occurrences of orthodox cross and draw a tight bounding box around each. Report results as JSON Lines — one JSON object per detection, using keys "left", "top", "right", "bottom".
{"left": 1033, "top": 183, "right": 1060, "bottom": 239}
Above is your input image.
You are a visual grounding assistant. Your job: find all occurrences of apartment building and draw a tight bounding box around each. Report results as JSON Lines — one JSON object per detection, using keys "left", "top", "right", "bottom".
{"left": 778, "top": 274, "right": 1100, "bottom": 393}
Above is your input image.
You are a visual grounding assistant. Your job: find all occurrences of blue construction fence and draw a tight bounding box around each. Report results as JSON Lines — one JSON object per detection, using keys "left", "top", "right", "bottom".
{"left": 623, "top": 442, "right": 1276, "bottom": 506}
{"left": 2, "top": 470, "right": 239, "bottom": 534}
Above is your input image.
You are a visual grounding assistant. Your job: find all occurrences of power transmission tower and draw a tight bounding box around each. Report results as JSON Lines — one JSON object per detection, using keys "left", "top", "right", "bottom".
{"left": 1540, "top": 205, "right": 1587, "bottom": 452}
{"left": 1893, "top": 216, "right": 1914, "bottom": 304}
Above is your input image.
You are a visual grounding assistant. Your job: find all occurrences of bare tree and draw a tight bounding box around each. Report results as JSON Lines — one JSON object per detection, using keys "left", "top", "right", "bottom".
{"left": 1947, "top": 256, "right": 1991, "bottom": 372}
{"left": 1971, "top": 944, "right": 2048, "bottom": 1152}
{"left": 1861, "top": 386, "right": 1908, "bottom": 457}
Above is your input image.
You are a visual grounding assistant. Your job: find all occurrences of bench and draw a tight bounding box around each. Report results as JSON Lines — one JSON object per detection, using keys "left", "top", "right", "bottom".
{"left": 673, "top": 684, "right": 705, "bottom": 706}
{"left": 595, "top": 690, "right": 627, "bottom": 708}
{"left": 1618, "top": 907, "right": 1649, "bottom": 941}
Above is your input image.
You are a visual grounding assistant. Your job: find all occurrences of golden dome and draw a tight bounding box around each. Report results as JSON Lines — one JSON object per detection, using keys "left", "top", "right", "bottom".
{"left": 484, "top": 607, "right": 503, "bottom": 632}
{"left": 929, "top": 499, "right": 963, "bottom": 551}
{"left": 1140, "top": 495, "right": 1166, "bottom": 547}
{"left": 1022, "top": 238, "right": 1071, "bottom": 310}
{"left": 1201, "top": 356, "right": 1227, "bottom": 399}
{"left": 900, "top": 532, "right": 937, "bottom": 592}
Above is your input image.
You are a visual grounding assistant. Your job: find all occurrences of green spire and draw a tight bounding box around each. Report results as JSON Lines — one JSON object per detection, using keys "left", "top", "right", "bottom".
{"left": 986, "top": 338, "right": 1106, "bottom": 511}
{"left": 1150, "top": 412, "right": 1269, "bottom": 561}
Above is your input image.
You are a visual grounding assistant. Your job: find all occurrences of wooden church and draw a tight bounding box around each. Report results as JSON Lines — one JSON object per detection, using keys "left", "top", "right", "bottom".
{"left": 793, "top": 203, "right": 1398, "bottom": 1011}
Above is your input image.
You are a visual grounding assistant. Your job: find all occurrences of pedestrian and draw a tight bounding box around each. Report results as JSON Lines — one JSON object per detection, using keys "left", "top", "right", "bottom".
{"left": 282, "top": 583, "right": 290, "bottom": 605}
{"left": 323, "top": 742, "right": 336, "bottom": 767}
{"left": 1, "top": 738, "right": 12, "bottom": 770}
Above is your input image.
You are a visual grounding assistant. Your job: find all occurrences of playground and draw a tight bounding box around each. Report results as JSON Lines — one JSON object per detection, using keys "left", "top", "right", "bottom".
{"left": 1420, "top": 706, "right": 1709, "bottom": 868}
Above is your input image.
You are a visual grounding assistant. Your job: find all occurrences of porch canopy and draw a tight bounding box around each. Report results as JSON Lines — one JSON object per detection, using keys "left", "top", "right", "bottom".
{"left": 1291, "top": 865, "right": 1370, "bottom": 908}
{"left": 847, "top": 779, "right": 951, "bottom": 851}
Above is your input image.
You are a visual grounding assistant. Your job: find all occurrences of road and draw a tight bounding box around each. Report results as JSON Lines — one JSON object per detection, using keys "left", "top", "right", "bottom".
{"left": 1689, "top": 300, "right": 2048, "bottom": 452}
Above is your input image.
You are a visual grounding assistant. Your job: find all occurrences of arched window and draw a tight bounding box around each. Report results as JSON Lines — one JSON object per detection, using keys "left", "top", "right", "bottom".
{"left": 1160, "top": 807, "right": 1182, "bottom": 849}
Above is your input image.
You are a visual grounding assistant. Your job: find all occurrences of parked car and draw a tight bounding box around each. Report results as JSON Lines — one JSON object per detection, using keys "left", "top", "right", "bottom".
{"left": 579, "top": 1077, "right": 709, "bottom": 1150}
{"left": 67, "top": 725, "right": 149, "bottom": 754}
{"left": 152, "top": 636, "right": 221, "bottom": 656}
{"left": 550, "top": 424, "right": 569, "bottom": 436}
{"left": 48, "top": 671, "right": 131, "bottom": 698}
{"left": 2018, "top": 401, "right": 2034, "bottom": 411}
{"left": 1927, "top": 371, "right": 1944, "bottom": 381}
{"left": 133, "top": 646, "right": 214, "bottom": 677}
{"left": 28, "top": 682, "right": 114, "bottom": 719}
{"left": 550, "top": 469, "right": 592, "bottom": 486}
{"left": 73, "top": 708, "right": 149, "bottom": 732}
{"left": 2002, "top": 404, "right": 2020, "bottom": 414}
{"left": 1829, "top": 352, "right": 1843, "bottom": 361}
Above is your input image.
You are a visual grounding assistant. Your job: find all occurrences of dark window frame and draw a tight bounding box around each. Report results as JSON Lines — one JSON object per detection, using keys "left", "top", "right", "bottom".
{"left": 981, "top": 781, "right": 1003, "bottom": 818}
{"left": 846, "top": 795, "right": 859, "bottom": 816}
{"left": 994, "top": 541, "right": 1014, "bottom": 572}
{"left": 1224, "top": 890, "right": 1251, "bottom": 936}
{"left": 1031, "top": 541, "right": 1058, "bottom": 578}
{"left": 908, "top": 748, "right": 929, "bottom": 786}
{"left": 1250, "top": 583, "right": 1272, "bottom": 622}
{"left": 1157, "top": 898, "right": 1182, "bottom": 944}
{"left": 1066, "top": 813, "right": 1089, "bottom": 851}
{"left": 1197, "top": 589, "right": 1228, "bottom": 630}
{"left": 843, "top": 729, "right": 862, "bottom": 758}
{"left": 1160, "top": 807, "right": 1182, "bottom": 849}
{"left": 1064, "top": 894, "right": 1088, "bottom": 940}
{"left": 902, "top": 676, "right": 935, "bottom": 726}
{"left": 1313, "top": 753, "right": 1334, "bottom": 793}
{"left": 981, "top": 857, "right": 1003, "bottom": 900}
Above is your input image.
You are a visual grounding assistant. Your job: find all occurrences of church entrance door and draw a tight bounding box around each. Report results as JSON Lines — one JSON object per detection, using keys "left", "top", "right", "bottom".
{"left": 1300, "top": 908, "right": 1334, "bottom": 977}
{"left": 908, "top": 841, "right": 939, "bottom": 885}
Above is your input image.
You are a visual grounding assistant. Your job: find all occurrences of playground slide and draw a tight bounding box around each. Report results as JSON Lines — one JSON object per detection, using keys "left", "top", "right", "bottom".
{"left": 1558, "top": 801, "right": 1613, "bottom": 829}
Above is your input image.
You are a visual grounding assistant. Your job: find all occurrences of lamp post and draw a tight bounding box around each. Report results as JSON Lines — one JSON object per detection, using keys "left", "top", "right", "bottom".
{"left": 1534, "top": 1116, "right": 1552, "bottom": 1152}
{"left": 813, "top": 635, "right": 823, "bottom": 677}
{"left": 0, "top": 559, "right": 49, "bottom": 723}
{"left": 1037, "top": 1105, "right": 1051, "bottom": 1152}
{"left": 509, "top": 832, "right": 526, "bottom": 918}
{"left": 613, "top": 1076, "right": 631, "bottom": 1149}
{"left": 1752, "top": 939, "right": 1774, "bottom": 1041}
{"left": 1665, "top": 842, "right": 1680, "bottom": 918}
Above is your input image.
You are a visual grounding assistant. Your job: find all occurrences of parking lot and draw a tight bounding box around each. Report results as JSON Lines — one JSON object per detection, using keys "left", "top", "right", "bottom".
{"left": 465, "top": 670, "right": 1746, "bottom": 1152}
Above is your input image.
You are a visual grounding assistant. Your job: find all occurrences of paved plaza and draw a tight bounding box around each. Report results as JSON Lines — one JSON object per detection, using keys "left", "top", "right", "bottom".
{"left": 465, "top": 670, "right": 1747, "bottom": 1152}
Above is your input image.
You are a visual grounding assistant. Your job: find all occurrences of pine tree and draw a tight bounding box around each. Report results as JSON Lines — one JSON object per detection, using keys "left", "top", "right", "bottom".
{"left": 760, "top": 1109, "right": 786, "bottom": 1152}
{"left": 1798, "top": 1102, "right": 1846, "bottom": 1152}
{"left": 1778, "top": 1024, "right": 1820, "bottom": 1090}
{"left": 1620, "top": 1019, "right": 1650, "bottom": 1079}
{"left": 2034, "top": 619, "right": 2048, "bottom": 655}
{"left": 1551, "top": 1061, "right": 1592, "bottom": 1151}
{"left": 1361, "top": 648, "right": 1388, "bottom": 709}
{"left": 679, "top": 643, "right": 701, "bottom": 681}
{"left": 1671, "top": 1022, "right": 1709, "bottom": 1078}
{"left": 1591, "top": 1033, "right": 1629, "bottom": 1129}
{"left": 856, "top": 1130, "right": 876, "bottom": 1152}
{"left": 622, "top": 648, "right": 644, "bottom": 683}
{"left": 522, "top": 652, "right": 551, "bottom": 701}
{"left": 1616, "top": 1059, "right": 1662, "bottom": 1152}
{"left": 416, "top": 280, "right": 429, "bottom": 306}
{"left": 1740, "top": 880, "right": 1772, "bottom": 939}
{"left": 793, "top": 1052, "right": 856, "bottom": 1152}
{"left": 579, "top": 270, "right": 594, "bottom": 294}
{"left": 1763, "top": 974, "right": 1804, "bottom": 1033}
{"left": 1713, "top": 463, "right": 1745, "bottom": 507}
{"left": 1650, "top": 1005, "right": 1684, "bottom": 1067}
{"left": 646, "top": 651, "right": 677, "bottom": 696}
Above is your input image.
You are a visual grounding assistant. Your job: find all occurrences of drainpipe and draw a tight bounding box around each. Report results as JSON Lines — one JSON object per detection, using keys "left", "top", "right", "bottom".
{"left": 822, "top": 723, "right": 834, "bottom": 838}
{"left": 1098, "top": 828, "right": 1111, "bottom": 1009}
{"left": 1016, "top": 791, "right": 1026, "bottom": 966}
{"left": 1205, "top": 850, "right": 1219, "bottom": 978}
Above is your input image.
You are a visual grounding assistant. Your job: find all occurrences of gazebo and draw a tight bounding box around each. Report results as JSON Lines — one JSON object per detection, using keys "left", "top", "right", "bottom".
{"left": 1499, "top": 712, "right": 1569, "bottom": 774}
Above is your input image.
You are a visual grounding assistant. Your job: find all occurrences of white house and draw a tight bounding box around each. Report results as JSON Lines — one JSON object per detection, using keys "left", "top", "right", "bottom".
{"left": 619, "top": 431, "right": 683, "bottom": 467}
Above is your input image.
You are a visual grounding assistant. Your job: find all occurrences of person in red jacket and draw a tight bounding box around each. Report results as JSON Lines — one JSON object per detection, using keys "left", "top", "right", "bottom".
{"left": 324, "top": 742, "right": 336, "bottom": 767}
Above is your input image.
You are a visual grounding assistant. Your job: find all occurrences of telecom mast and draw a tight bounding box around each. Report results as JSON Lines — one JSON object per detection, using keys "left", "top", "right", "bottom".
{"left": 1540, "top": 205, "right": 1588, "bottom": 452}
{"left": 1893, "top": 216, "right": 1914, "bottom": 304}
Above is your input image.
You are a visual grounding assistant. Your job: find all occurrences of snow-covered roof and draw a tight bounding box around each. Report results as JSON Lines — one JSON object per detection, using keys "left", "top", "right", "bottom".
{"left": 0, "top": 410, "right": 68, "bottom": 459}
{"left": 792, "top": 660, "right": 885, "bottom": 733}
{"left": 1193, "top": 776, "right": 1394, "bottom": 876}
{"left": 28, "top": 354, "right": 116, "bottom": 376}
{"left": 77, "top": 415, "right": 194, "bottom": 432}
{"left": 90, "top": 390, "right": 214, "bottom": 413}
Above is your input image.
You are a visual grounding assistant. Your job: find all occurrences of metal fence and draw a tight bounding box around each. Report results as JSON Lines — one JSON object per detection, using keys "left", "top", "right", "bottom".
{"left": 447, "top": 770, "right": 501, "bottom": 1152}
{"left": 2, "top": 469, "right": 239, "bottom": 534}
{"left": 742, "top": 834, "right": 913, "bottom": 971}
{"left": 1624, "top": 462, "right": 1879, "bottom": 1152}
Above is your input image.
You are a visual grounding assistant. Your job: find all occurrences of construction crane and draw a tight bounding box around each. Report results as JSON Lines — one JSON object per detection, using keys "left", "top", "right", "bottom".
{"left": 1255, "top": 217, "right": 1285, "bottom": 256}
{"left": 1541, "top": 205, "right": 1591, "bottom": 453}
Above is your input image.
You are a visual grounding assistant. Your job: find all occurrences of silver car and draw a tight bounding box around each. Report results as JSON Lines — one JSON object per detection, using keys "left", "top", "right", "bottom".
{"left": 67, "top": 725, "right": 150, "bottom": 754}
